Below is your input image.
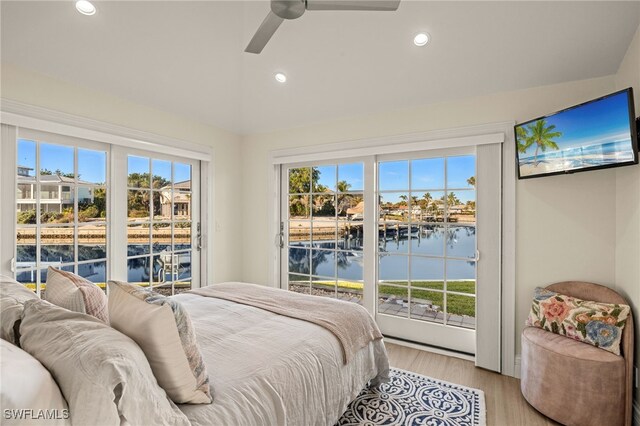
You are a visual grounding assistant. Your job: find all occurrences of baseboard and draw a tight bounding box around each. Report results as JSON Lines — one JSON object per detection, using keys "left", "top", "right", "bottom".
{"left": 513, "top": 355, "right": 521, "bottom": 379}
{"left": 384, "top": 337, "right": 475, "bottom": 362}
{"left": 634, "top": 400, "right": 640, "bottom": 426}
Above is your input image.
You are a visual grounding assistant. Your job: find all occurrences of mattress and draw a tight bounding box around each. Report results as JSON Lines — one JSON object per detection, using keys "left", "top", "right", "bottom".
{"left": 173, "top": 292, "right": 389, "bottom": 426}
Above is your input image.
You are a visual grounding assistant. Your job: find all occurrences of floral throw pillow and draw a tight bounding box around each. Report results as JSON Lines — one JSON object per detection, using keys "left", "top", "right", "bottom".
{"left": 526, "top": 287, "right": 630, "bottom": 356}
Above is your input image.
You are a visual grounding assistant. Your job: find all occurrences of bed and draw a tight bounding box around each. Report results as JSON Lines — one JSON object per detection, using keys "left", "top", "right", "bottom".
{"left": 175, "top": 288, "right": 390, "bottom": 426}
{"left": 1, "top": 276, "right": 390, "bottom": 426}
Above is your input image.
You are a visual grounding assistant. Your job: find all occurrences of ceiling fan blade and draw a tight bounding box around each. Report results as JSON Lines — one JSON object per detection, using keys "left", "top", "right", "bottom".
{"left": 245, "top": 11, "right": 285, "bottom": 54}
{"left": 305, "top": 0, "right": 400, "bottom": 11}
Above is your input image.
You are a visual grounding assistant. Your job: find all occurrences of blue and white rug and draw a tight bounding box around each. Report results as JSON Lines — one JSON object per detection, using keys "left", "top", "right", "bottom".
{"left": 337, "top": 368, "right": 486, "bottom": 426}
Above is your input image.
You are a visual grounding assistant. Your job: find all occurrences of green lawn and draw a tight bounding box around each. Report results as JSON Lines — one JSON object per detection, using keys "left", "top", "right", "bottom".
{"left": 298, "top": 280, "right": 476, "bottom": 317}
{"left": 378, "top": 281, "right": 475, "bottom": 317}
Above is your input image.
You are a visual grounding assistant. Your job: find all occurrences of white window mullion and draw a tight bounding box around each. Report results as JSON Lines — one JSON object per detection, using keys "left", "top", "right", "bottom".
{"left": 362, "top": 156, "right": 376, "bottom": 316}
{"left": 109, "top": 146, "right": 128, "bottom": 283}
{"left": 34, "top": 138, "right": 41, "bottom": 295}
{"left": 0, "top": 125, "right": 18, "bottom": 277}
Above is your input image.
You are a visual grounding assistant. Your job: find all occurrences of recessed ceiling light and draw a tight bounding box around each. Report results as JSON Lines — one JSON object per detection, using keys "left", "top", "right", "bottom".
{"left": 413, "top": 33, "right": 430, "bottom": 47}
{"left": 275, "top": 73, "right": 287, "bottom": 83}
{"left": 75, "top": 0, "right": 96, "bottom": 16}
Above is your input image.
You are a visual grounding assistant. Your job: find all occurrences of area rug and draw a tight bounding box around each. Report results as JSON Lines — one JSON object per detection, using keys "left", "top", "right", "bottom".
{"left": 336, "top": 368, "right": 486, "bottom": 426}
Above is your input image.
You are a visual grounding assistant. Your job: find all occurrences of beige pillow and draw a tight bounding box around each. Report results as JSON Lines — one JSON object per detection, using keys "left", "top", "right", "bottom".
{"left": 108, "top": 281, "right": 212, "bottom": 404}
{"left": 0, "top": 339, "right": 70, "bottom": 426}
{"left": 19, "top": 299, "right": 190, "bottom": 426}
{"left": 45, "top": 267, "right": 109, "bottom": 323}
{"left": 0, "top": 274, "right": 39, "bottom": 346}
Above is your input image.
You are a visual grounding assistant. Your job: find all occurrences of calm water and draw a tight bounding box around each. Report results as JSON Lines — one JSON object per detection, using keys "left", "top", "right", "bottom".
{"left": 15, "top": 244, "right": 191, "bottom": 284}
{"left": 520, "top": 140, "right": 634, "bottom": 166}
{"left": 289, "top": 225, "right": 476, "bottom": 281}
{"left": 127, "top": 252, "right": 192, "bottom": 283}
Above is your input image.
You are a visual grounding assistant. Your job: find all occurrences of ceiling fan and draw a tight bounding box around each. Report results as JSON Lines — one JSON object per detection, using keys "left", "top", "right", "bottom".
{"left": 245, "top": 0, "right": 401, "bottom": 54}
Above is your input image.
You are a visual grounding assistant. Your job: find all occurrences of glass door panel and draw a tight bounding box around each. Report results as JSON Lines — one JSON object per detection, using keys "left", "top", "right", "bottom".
{"left": 125, "top": 154, "right": 198, "bottom": 295}
{"left": 15, "top": 137, "right": 109, "bottom": 297}
{"left": 376, "top": 153, "right": 477, "bottom": 353}
{"left": 283, "top": 162, "right": 365, "bottom": 304}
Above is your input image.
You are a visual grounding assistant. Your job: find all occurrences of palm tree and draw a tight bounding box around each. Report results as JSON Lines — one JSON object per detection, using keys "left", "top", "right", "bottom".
{"left": 466, "top": 176, "right": 475, "bottom": 187}
{"left": 336, "top": 180, "right": 353, "bottom": 215}
{"left": 516, "top": 126, "right": 533, "bottom": 154}
{"left": 446, "top": 192, "right": 460, "bottom": 207}
{"left": 526, "top": 119, "right": 562, "bottom": 166}
{"left": 337, "top": 180, "right": 351, "bottom": 192}
{"left": 398, "top": 194, "right": 408, "bottom": 206}
{"left": 420, "top": 193, "right": 432, "bottom": 220}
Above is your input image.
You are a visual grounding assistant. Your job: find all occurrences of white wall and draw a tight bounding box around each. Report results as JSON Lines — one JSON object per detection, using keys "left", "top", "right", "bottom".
{"left": 614, "top": 23, "right": 640, "bottom": 407}
{"left": 0, "top": 62, "right": 243, "bottom": 283}
{"left": 241, "top": 75, "right": 619, "bottom": 361}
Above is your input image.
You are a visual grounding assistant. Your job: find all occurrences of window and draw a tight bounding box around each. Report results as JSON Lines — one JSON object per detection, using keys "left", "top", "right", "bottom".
{"left": 286, "top": 163, "right": 365, "bottom": 303}
{"left": 15, "top": 138, "right": 108, "bottom": 297}
{"left": 377, "top": 155, "right": 477, "bottom": 329}
{"left": 126, "top": 155, "right": 194, "bottom": 295}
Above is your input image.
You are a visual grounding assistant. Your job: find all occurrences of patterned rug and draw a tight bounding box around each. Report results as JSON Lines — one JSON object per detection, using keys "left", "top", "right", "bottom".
{"left": 336, "top": 368, "right": 486, "bottom": 426}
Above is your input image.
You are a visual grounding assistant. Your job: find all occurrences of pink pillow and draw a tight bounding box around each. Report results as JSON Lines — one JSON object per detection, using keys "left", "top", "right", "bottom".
{"left": 45, "top": 267, "right": 109, "bottom": 323}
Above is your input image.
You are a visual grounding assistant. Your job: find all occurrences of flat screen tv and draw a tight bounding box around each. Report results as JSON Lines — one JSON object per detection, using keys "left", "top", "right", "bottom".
{"left": 515, "top": 88, "right": 638, "bottom": 179}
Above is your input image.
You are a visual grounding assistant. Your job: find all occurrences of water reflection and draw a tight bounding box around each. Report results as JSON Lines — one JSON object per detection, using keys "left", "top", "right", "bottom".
{"left": 289, "top": 242, "right": 365, "bottom": 280}
{"left": 379, "top": 225, "right": 476, "bottom": 259}
{"left": 126, "top": 252, "right": 192, "bottom": 284}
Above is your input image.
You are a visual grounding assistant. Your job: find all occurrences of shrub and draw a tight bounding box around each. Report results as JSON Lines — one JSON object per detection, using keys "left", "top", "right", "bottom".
{"left": 17, "top": 210, "right": 36, "bottom": 224}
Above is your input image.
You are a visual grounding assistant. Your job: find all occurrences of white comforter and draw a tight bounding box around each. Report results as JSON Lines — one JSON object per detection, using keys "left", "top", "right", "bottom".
{"left": 173, "top": 292, "right": 389, "bottom": 426}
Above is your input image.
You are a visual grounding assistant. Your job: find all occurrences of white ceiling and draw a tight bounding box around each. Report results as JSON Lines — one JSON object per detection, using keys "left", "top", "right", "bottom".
{"left": 2, "top": 1, "right": 639, "bottom": 135}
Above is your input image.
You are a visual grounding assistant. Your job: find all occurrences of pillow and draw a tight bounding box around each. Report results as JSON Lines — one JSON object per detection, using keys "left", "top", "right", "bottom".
{"left": 108, "top": 281, "right": 212, "bottom": 404}
{"left": 0, "top": 274, "right": 39, "bottom": 346}
{"left": 44, "top": 267, "right": 109, "bottom": 323}
{"left": 0, "top": 339, "right": 69, "bottom": 426}
{"left": 19, "top": 299, "right": 190, "bottom": 426}
{"left": 526, "top": 286, "right": 630, "bottom": 355}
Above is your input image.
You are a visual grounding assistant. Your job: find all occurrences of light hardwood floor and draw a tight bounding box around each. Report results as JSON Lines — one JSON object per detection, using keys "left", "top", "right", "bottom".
{"left": 386, "top": 342, "right": 560, "bottom": 426}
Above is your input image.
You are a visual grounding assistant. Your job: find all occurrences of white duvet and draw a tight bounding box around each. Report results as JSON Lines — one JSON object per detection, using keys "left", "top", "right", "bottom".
{"left": 173, "top": 292, "right": 389, "bottom": 426}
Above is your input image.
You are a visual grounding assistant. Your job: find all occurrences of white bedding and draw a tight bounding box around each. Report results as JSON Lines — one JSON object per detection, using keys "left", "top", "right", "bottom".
{"left": 173, "top": 292, "right": 389, "bottom": 426}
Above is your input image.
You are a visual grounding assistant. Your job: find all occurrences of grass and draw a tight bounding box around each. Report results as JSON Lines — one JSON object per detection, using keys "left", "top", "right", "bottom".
{"left": 379, "top": 281, "right": 476, "bottom": 317}
{"left": 294, "top": 279, "right": 476, "bottom": 317}
{"left": 22, "top": 281, "right": 192, "bottom": 291}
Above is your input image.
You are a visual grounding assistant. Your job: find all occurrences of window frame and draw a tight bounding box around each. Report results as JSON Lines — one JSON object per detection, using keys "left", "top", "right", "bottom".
{"left": 12, "top": 128, "right": 111, "bottom": 295}
{"left": 375, "top": 147, "right": 478, "bottom": 330}
{"left": 114, "top": 146, "right": 200, "bottom": 294}
{"left": 281, "top": 160, "right": 367, "bottom": 303}
{"left": 270, "top": 123, "right": 516, "bottom": 375}
{"left": 1, "top": 110, "right": 210, "bottom": 293}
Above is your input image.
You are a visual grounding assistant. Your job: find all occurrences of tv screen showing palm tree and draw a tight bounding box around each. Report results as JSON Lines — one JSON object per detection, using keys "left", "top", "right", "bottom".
{"left": 515, "top": 88, "right": 638, "bottom": 179}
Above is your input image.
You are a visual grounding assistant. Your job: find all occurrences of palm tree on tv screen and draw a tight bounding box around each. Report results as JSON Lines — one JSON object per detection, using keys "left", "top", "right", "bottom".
{"left": 525, "top": 119, "right": 562, "bottom": 166}
{"left": 516, "top": 126, "right": 532, "bottom": 154}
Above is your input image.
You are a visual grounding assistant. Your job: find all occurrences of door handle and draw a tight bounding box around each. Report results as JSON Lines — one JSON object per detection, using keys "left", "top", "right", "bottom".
{"left": 196, "top": 222, "right": 202, "bottom": 251}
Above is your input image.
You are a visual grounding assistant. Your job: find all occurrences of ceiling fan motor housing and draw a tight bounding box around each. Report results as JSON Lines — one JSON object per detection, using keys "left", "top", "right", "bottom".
{"left": 271, "top": 0, "right": 306, "bottom": 19}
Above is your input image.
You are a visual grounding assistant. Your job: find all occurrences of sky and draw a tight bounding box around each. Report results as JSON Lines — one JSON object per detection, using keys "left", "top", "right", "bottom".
{"left": 314, "top": 163, "right": 364, "bottom": 191}
{"left": 128, "top": 155, "right": 191, "bottom": 183}
{"left": 307, "top": 157, "right": 475, "bottom": 204}
{"left": 517, "top": 90, "right": 633, "bottom": 156}
{"left": 16, "top": 141, "right": 191, "bottom": 185}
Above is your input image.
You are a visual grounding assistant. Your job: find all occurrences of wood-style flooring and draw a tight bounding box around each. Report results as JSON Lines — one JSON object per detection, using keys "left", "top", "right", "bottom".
{"left": 386, "top": 342, "right": 560, "bottom": 426}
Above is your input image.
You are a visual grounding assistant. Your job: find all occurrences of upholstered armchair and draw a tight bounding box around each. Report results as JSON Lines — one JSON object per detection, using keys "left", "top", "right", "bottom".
{"left": 520, "top": 281, "right": 634, "bottom": 426}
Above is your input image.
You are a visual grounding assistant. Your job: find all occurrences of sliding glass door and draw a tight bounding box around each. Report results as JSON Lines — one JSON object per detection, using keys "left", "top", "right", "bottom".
{"left": 124, "top": 153, "right": 200, "bottom": 295}
{"left": 283, "top": 162, "right": 365, "bottom": 303}
{"left": 280, "top": 146, "right": 500, "bottom": 358}
{"left": 375, "top": 150, "right": 477, "bottom": 353}
{"left": 10, "top": 129, "right": 201, "bottom": 296}
{"left": 14, "top": 130, "right": 109, "bottom": 297}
